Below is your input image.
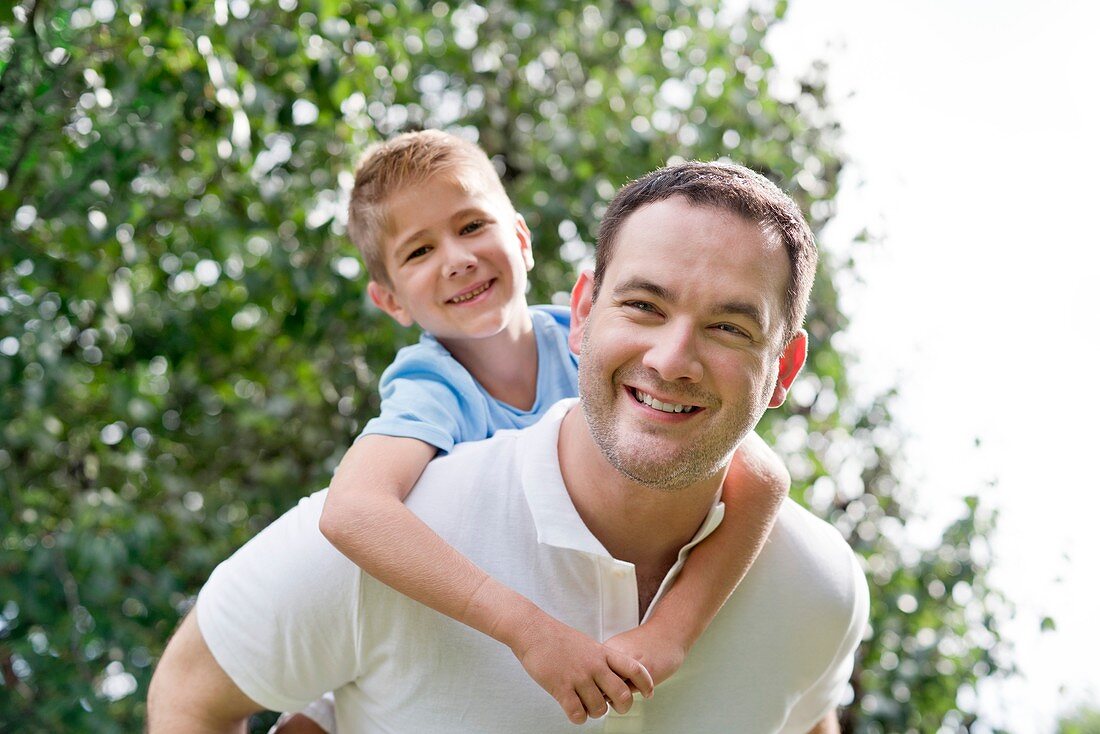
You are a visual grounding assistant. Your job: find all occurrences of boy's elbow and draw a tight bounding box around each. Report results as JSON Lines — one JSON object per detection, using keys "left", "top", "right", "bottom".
{"left": 764, "top": 460, "right": 791, "bottom": 497}
{"left": 318, "top": 493, "right": 350, "bottom": 546}
{"left": 732, "top": 433, "right": 791, "bottom": 499}
{"left": 318, "top": 478, "right": 377, "bottom": 548}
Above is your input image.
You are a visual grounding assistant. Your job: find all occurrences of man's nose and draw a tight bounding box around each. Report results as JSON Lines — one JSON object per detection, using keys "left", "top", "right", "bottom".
{"left": 441, "top": 239, "right": 477, "bottom": 278}
{"left": 640, "top": 320, "right": 704, "bottom": 383}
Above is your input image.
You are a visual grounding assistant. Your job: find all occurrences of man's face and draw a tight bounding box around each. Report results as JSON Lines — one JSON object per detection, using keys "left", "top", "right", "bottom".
{"left": 367, "top": 175, "right": 533, "bottom": 349}
{"left": 570, "top": 196, "right": 806, "bottom": 490}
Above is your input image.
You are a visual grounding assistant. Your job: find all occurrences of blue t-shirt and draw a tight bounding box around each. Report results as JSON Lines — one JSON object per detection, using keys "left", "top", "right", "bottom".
{"left": 359, "top": 305, "right": 578, "bottom": 453}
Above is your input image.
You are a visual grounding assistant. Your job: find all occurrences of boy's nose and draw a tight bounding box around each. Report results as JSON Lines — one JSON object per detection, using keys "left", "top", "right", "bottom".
{"left": 442, "top": 242, "right": 478, "bottom": 278}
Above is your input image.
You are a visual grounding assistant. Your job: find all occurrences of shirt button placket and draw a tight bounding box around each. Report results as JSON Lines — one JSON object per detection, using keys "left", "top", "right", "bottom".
{"left": 601, "top": 559, "right": 645, "bottom": 733}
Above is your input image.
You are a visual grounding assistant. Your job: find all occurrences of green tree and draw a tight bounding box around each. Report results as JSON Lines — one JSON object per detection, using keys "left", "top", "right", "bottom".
{"left": 0, "top": 0, "right": 1011, "bottom": 731}
{"left": 1059, "top": 706, "right": 1100, "bottom": 734}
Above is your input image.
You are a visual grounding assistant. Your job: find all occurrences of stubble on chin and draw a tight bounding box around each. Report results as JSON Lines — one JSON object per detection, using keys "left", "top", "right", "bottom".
{"left": 578, "top": 356, "right": 747, "bottom": 493}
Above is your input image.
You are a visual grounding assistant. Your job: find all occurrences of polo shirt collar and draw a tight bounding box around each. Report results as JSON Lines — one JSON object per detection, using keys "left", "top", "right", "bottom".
{"left": 518, "top": 399, "right": 726, "bottom": 559}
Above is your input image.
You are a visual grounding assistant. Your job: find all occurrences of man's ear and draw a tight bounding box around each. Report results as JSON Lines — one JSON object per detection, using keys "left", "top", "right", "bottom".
{"left": 367, "top": 280, "right": 414, "bottom": 328}
{"left": 768, "top": 329, "right": 808, "bottom": 408}
{"left": 568, "top": 269, "right": 595, "bottom": 354}
{"left": 515, "top": 213, "right": 534, "bottom": 272}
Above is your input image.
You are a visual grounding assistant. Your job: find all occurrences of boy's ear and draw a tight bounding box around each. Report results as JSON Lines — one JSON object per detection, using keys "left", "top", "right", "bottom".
{"left": 568, "top": 269, "right": 595, "bottom": 354}
{"left": 515, "top": 213, "right": 534, "bottom": 272}
{"left": 768, "top": 330, "right": 808, "bottom": 408}
{"left": 367, "top": 281, "right": 414, "bottom": 328}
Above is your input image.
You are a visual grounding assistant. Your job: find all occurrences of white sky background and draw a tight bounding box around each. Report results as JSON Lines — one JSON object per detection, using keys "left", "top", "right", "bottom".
{"left": 765, "top": 1, "right": 1100, "bottom": 731}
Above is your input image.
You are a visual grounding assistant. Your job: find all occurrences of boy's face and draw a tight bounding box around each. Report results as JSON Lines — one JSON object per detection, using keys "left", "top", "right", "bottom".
{"left": 368, "top": 175, "right": 534, "bottom": 347}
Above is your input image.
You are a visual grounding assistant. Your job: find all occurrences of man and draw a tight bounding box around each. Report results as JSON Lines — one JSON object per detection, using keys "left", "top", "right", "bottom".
{"left": 149, "top": 162, "right": 869, "bottom": 733}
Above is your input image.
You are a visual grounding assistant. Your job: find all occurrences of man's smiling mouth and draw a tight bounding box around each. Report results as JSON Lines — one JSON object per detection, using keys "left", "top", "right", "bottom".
{"left": 631, "top": 388, "right": 701, "bottom": 414}
{"left": 447, "top": 280, "right": 494, "bottom": 304}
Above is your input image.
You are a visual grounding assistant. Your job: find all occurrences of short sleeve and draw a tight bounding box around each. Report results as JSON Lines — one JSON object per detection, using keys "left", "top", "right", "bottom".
{"left": 359, "top": 344, "right": 488, "bottom": 453}
{"left": 530, "top": 304, "right": 572, "bottom": 333}
{"left": 778, "top": 550, "right": 870, "bottom": 732}
{"left": 196, "top": 491, "right": 365, "bottom": 713}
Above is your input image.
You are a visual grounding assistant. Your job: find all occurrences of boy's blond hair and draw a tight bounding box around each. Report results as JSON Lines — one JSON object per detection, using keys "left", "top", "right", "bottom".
{"left": 348, "top": 130, "right": 511, "bottom": 287}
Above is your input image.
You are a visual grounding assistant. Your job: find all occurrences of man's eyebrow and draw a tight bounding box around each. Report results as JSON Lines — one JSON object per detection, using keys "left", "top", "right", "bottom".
{"left": 613, "top": 277, "right": 766, "bottom": 329}
{"left": 611, "top": 278, "right": 674, "bottom": 302}
{"left": 713, "top": 301, "right": 765, "bottom": 329}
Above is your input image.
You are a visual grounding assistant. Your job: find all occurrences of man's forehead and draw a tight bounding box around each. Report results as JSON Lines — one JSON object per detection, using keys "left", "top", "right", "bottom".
{"left": 613, "top": 196, "right": 780, "bottom": 249}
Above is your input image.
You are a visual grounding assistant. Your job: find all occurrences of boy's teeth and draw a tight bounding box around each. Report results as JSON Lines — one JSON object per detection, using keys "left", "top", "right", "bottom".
{"left": 632, "top": 388, "right": 696, "bottom": 414}
{"left": 450, "top": 281, "right": 491, "bottom": 303}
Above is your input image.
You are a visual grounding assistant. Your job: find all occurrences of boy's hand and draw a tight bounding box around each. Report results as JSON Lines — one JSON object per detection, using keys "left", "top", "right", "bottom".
{"left": 509, "top": 614, "right": 653, "bottom": 725}
{"left": 604, "top": 624, "right": 687, "bottom": 687}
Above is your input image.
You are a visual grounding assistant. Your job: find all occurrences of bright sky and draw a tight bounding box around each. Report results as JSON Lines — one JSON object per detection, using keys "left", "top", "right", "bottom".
{"left": 766, "top": 1, "right": 1100, "bottom": 730}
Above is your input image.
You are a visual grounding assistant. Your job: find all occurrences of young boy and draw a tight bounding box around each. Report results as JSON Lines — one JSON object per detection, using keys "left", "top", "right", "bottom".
{"left": 276, "top": 130, "right": 791, "bottom": 732}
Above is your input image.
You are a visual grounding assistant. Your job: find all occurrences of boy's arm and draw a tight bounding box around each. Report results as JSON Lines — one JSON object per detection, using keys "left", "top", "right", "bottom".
{"left": 318, "top": 434, "right": 653, "bottom": 723}
{"left": 604, "top": 431, "right": 789, "bottom": 684}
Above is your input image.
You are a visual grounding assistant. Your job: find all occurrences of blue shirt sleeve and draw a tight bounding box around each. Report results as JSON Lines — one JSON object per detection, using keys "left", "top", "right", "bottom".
{"left": 531, "top": 304, "right": 571, "bottom": 334}
{"left": 359, "top": 341, "right": 488, "bottom": 454}
{"left": 359, "top": 306, "right": 574, "bottom": 453}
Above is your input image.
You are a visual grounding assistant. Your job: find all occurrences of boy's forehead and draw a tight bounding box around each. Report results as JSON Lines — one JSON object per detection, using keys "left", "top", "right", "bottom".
{"left": 379, "top": 172, "right": 510, "bottom": 243}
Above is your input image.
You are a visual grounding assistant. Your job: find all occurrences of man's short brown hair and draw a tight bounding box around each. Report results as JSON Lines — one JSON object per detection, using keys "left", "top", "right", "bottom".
{"left": 595, "top": 162, "right": 818, "bottom": 345}
{"left": 347, "top": 130, "right": 511, "bottom": 287}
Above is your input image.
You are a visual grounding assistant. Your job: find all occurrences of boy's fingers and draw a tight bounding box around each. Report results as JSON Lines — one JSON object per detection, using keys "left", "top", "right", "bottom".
{"left": 576, "top": 681, "right": 609, "bottom": 720}
{"left": 556, "top": 692, "right": 587, "bottom": 726}
{"left": 593, "top": 670, "right": 633, "bottom": 714}
{"left": 607, "top": 653, "right": 654, "bottom": 698}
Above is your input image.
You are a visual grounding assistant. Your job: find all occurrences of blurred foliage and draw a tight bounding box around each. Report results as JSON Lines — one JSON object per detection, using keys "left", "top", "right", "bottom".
{"left": 0, "top": 0, "right": 1013, "bottom": 731}
{"left": 1059, "top": 706, "right": 1100, "bottom": 734}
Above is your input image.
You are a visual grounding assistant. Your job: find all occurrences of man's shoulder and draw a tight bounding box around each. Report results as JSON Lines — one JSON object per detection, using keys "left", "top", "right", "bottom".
{"left": 765, "top": 500, "right": 867, "bottom": 613}
{"left": 408, "top": 401, "right": 572, "bottom": 512}
{"left": 772, "top": 500, "right": 860, "bottom": 566}
{"left": 410, "top": 421, "right": 528, "bottom": 501}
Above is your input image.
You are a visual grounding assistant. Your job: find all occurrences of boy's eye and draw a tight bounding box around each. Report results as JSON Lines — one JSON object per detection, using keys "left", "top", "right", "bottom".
{"left": 459, "top": 220, "right": 486, "bottom": 236}
{"left": 405, "top": 245, "right": 430, "bottom": 262}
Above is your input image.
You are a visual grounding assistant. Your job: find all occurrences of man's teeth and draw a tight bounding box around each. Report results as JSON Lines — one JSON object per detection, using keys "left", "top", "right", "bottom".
{"left": 633, "top": 389, "right": 697, "bottom": 414}
{"left": 450, "top": 282, "right": 491, "bottom": 303}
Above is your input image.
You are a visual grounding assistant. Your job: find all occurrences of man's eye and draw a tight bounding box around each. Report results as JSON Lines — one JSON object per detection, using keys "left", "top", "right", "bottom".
{"left": 715, "top": 323, "right": 750, "bottom": 339}
{"left": 459, "top": 220, "right": 486, "bottom": 235}
{"left": 624, "top": 301, "right": 659, "bottom": 313}
{"left": 405, "top": 245, "right": 430, "bottom": 262}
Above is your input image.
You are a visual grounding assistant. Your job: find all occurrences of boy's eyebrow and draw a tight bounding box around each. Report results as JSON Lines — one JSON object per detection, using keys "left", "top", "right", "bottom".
{"left": 395, "top": 228, "right": 430, "bottom": 253}
{"left": 612, "top": 277, "right": 766, "bottom": 329}
{"left": 393, "top": 207, "right": 493, "bottom": 253}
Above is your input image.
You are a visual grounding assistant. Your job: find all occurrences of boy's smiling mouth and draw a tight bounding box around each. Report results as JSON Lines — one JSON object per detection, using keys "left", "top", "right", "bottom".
{"left": 446, "top": 279, "right": 495, "bottom": 304}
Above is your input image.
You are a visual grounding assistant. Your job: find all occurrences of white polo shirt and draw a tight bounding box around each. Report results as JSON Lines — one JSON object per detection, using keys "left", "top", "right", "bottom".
{"left": 197, "top": 400, "right": 868, "bottom": 733}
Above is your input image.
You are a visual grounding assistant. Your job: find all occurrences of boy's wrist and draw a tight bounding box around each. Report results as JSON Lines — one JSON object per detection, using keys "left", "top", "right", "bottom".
{"left": 642, "top": 607, "right": 699, "bottom": 657}
{"left": 464, "top": 576, "right": 542, "bottom": 651}
{"left": 497, "top": 599, "right": 549, "bottom": 655}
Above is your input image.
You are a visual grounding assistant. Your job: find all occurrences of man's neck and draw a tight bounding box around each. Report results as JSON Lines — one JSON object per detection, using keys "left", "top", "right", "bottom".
{"left": 556, "top": 407, "right": 724, "bottom": 601}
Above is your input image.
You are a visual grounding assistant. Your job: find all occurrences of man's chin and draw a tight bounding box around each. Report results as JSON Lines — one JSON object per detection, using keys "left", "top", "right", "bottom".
{"left": 605, "top": 447, "right": 718, "bottom": 492}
